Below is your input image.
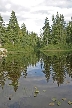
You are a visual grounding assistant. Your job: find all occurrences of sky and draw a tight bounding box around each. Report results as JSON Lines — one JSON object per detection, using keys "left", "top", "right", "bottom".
{"left": 0, "top": 0, "right": 72, "bottom": 35}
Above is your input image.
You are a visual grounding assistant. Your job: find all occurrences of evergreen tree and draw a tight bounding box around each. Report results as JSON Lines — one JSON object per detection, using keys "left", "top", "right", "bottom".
{"left": 52, "top": 12, "right": 66, "bottom": 44}
{"left": 21, "top": 23, "right": 27, "bottom": 36}
{"left": 21, "top": 23, "right": 26, "bottom": 43}
{"left": 29, "top": 31, "right": 37, "bottom": 47}
{"left": 20, "top": 23, "right": 29, "bottom": 46}
{"left": 7, "top": 10, "right": 20, "bottom": 45}
{"left": 66, "top": 17, "right": 72, "bottom": 44}
{"left": 0, "top": 14, "right": 6, "bottom": 46}
{"left": 42, "top": 17, "right": 51, "bottom": 45}
{"left": 0, "top": 10, "right": 72, "bottom": 50}
{"left": 60, "top": 14, "right": 66, "bottom": 44}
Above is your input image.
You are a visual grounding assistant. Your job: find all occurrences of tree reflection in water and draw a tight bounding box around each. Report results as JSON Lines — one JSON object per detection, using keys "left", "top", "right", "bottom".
{"left": 0, "top": 51, "right": 72, "bottom": 91}
{"left": 42, "top": 52, "right": 72, "bottom": 86}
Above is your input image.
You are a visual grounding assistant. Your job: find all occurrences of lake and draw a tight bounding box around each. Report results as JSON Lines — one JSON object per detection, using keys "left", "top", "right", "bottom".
{"left": 0, "top": 51, "right": 72, "bottom": 108}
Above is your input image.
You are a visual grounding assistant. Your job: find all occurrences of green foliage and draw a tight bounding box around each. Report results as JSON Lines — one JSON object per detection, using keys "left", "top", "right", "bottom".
{"left": 41, "top": 43, "right": 72, "bottom": 51}
{"left": 0, "top": 10, "right": 72, "bottom": 51}
{"left": 21, "top": 23, "right": 27, "bottom": 36}
{"left": 0, "top": 50, "right": 40, "bottom": 90}
{"left": 0, "top": 14, "right": 6, "bottom": 46}
{"left": 66, "top": 17, "right": 72, "bottom": 44}
{"left": 42, "top": 17, "right": 51, "bottom": 45}
{"left": 41, "top": 12, "right": 72, "bottom": 50}
{"left": 0, "top": 10, "right": 39, "bottom": 51}
{"left": 40, "top": 51, "right": 72, "bottom": 84}
{"left": 7, "top": 10, "right": 20, "bottom": 45}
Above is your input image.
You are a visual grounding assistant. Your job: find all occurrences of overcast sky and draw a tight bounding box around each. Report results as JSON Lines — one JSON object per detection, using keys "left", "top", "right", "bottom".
{"left": 0, "top": 0, "right": 72, "bottom": 35}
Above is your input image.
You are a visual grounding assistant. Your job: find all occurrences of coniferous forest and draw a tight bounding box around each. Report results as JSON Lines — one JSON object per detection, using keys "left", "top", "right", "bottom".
{"left": 0, "top": 10, "right": 72, "bottom": 52}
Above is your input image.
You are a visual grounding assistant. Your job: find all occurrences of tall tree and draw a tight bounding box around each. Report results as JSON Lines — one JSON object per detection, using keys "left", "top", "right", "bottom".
{"left": 42, "top": 17, "right": 51, "bottom": 45}
{"left": 60, "top": 14, "right": 66, "bottom": 44}
{"left": 52, "top": 12, "right": 66, "bottom": 44}
{"left": 0, "top": 14, "right": 6, "bottom": 46}
{"left": 7, "top": 10, "right": 20, "bottom": 45}
{"left": 29, "top": 31, "right": 37, "bottom": 47}
{"left": 20, "top": 23, "right": 29, "bottom": 46}
{"left": 21, "top": 23, "right": 27, "bottom": 36}
{"left": 66, "top": 17, "right": 72, "bottom": 44}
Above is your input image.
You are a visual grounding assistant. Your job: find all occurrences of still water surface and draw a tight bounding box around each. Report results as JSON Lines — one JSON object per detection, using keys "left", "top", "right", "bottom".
{"left": 0, "top": 51, "right": 72, "bottom": 108}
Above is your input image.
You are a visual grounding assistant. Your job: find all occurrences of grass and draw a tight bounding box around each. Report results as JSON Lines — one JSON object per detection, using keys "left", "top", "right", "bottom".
{"left": 4, "top": 43, "right": 34, "bottom": 53}
{"left": 40, "top": 43, "right": 72, "bottom": 51}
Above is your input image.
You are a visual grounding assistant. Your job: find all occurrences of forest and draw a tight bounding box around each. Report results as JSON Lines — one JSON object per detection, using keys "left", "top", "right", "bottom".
{"left": 0, "top": 10, "right": 72, "bottom": 52}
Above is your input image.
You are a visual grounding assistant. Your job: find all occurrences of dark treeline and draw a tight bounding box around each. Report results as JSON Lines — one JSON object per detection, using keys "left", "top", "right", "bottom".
{"left": 0, "top": 11, "right": 72, "bottom": 51}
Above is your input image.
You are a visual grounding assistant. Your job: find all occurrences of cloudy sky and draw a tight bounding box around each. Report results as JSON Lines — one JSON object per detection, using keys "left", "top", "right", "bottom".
{"left": 0, "top": 0, "right": 72, "bottom": 35}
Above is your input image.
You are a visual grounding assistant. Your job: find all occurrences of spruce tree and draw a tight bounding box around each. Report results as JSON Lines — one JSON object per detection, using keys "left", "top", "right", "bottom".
{"left": 7, "top": 10, "right": 20, "bottom": 45}
{"left": 66, "top": 17, "right": 72, "bottom": 44}
{"left": 42, "top": 17, "right": 51, "bottom": 45}
{"left": 0, "top": 14, "right": 6, "bottom": 46}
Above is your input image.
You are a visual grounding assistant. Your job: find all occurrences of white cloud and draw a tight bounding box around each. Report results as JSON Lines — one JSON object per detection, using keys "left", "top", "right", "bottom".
{"left": 1, "top": 11, "right": 11, "bottom": 16}
{"left": 5, "top": 3, "right": 11, "bottom": 9}
{"left": 10, "top": 0, "right": 44, "bottom": 7}
{"left": 0, "top": 0, "right": 72, "bottom": 35}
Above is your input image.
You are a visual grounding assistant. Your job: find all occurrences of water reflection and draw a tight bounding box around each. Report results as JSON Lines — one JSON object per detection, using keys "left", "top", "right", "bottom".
{"left": 42, "top": 51, "right": 72, "bottom": 86}
{"left": 0, "top": 51, "right": 40, "bottom": 92}
{"left": 0, "top": 51, "right": 72, "bottom": 92}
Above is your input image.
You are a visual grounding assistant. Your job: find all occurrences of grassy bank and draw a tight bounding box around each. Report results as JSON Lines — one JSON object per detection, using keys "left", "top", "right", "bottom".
{"left": 40, "top": 44, "right": 72, "bottom": 51}
{"left": 4, "top": 43, "right": 34, "bottom": 53}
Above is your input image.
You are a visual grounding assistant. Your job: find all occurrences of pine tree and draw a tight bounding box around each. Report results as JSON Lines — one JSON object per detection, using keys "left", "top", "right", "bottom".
{"left": 29, "top": 31, "right": 37, "bottom": 47}
{"left": 42, "top": 17, "right": 51, "bottom": 45}
{"left": 0, "top": 14, "right": 6, "bottom": 46}
{"left": 21, "top": 23, "right": 27, "bottom": 36}
{"left": 20, "top": 23, "right": 28, "bottom": 45}
{"left": 52, "top": 12, "right": 66, "bottom": 44}
{"left": 66, "top": 17, "right": 72, "bottom": 44}
{"left": 60, "top": 14, "right": 66, "bottom": 44}
{"left": 7, "top": 10, "right": 20, "bottom": 45}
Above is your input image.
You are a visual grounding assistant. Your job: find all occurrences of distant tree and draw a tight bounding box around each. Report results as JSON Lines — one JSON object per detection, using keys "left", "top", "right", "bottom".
{"left": 29, "top": 31, "right": 38, "bottom": 47}
{"left": 52, "top": 12, "right": 66, "bottom": 44}
{"left": 60, "top": 14, "right": 66, "bottom": 44}
{"left": 66, "top": 17, "right": 72, "bottom": 44}
{"left": 39, "top": 29, "right": 44, "bottom": 47}
{"left": 21, "top": 23, "right": 27, "bottom": 36}
{"left": 20, "top": 23, "right": 29, "bottom": 46}
{"left": 42, "top": 17, "right": 51, "bottom": 45}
